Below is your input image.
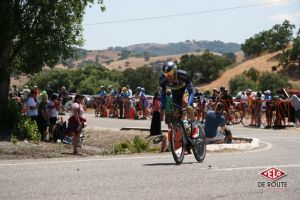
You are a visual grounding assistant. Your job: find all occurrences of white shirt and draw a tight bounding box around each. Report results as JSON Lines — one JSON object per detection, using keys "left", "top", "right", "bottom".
{"left": 72, "top": 102, "right": 86, "bottom": 120}
{"left": 27, "top": 97, "right": 38, "bottom": 116}
{"left": 290, "top": 95, "right": 300, "bottom": 111}
{"left": 47, "top": 100, "right": 58, "bottom": 118}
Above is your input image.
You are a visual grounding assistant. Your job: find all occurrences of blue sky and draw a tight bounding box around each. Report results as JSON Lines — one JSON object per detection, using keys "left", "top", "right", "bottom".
{"left": 82, "top": 0, "right": 300, "bottom": 50}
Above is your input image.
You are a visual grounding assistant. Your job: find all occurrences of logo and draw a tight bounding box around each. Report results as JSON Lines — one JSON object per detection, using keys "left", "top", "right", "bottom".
{"left": 258, "top": 167, "right": 288, "bottom": 189}
{"left": 260, "top": 167, "right": 287, "bottom": 181}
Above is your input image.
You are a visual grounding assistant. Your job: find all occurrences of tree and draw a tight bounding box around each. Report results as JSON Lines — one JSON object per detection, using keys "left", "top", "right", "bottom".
{"left": 229, "top": 75, "right": 256, "bottom": 96}
{"left": 257, "top": 72, "right": 289, "bottom": 94}
{"left": 0, "top": 1, "right": 104, "bottom": 132}
{"left": 268, "top": 20, "right": 295, "bottom": 54}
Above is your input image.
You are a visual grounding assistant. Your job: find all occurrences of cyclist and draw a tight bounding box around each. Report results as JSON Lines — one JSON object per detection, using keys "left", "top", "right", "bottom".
{"left": 160, "top": 61, "right": 199, "bottom": 139}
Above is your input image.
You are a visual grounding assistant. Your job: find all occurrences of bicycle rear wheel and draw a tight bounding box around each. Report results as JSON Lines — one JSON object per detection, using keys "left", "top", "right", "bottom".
{"left": 170, "top": 123, "right": 185, "bottom": 165}
{"left": 192, "top": 122, "right": 206, "bottom": 162}
{"left": 241, "top": 110, "right": 253, "bottom": 127}
{"left": 230, "top": 111, "right": 242, "bottom": 124}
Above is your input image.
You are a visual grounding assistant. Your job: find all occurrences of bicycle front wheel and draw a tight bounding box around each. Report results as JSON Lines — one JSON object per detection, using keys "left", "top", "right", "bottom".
{"left": 170, "top": 123, "right": 185, "bottom": 165}
{"left": 192, "top": 122, "right": 206, "bottom": 162}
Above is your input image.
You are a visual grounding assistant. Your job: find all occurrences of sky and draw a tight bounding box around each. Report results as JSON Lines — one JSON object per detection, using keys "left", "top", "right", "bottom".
{"left": 82, "top": 0, "right": 300, "bottom": 50}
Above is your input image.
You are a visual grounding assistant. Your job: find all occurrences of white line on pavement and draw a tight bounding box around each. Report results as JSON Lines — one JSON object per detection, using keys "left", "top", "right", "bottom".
{"left": 216, "top": 164, "right": 300, "bottom": 171}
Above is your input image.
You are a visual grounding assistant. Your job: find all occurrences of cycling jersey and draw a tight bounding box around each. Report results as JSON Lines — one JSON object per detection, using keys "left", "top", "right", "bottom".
{"left": 160, "top": 69, "right": 195, "bottom": 108}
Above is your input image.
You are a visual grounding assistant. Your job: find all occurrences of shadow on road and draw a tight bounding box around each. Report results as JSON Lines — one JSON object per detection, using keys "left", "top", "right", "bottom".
{"left": 143, "top": 162, "right": 195, "bottom": 166}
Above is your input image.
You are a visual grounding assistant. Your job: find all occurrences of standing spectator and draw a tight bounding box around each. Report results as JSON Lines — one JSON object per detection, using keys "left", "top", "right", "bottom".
{"left": 12, "top": 85, "right": 21, "bottom": 98}
{"left": 38, "top": 94, "right": 49, "bottom": 141}
{"left": 33, "top": 86, "right": 40, "bottom": 98}
{"left": 139, "top": 87, "right": 149, "bottom": 119}
{"left": 284, "top": 91, "right": 300, "bottom": 128}
{"left": 246, "top": 89, "right": 255, "bottom": 126}
{"left": 22, "top": 85, "right": 31, "bottom": 102}
{"left": 264, "top": 90, "right": 273, "bottom": 129}
{"left": 58, "top": 86, "right": 69, "bottom": 115}
{"left": 119, "top": 87, "right": 127, "bottom": 118}
{"left": 211, "top": 88, "right": 218, "bottom": 103}
{"left": 241, "top": 91, "right": 248, "bottom": 112}
{"left": 161, "top": 89, "right": 174, "bottom": 153}
{"left": 46, "top": 84, "right": 53, "bottom": 99}
{"left": 194, "top": 89, "right": 206, "bottom": 123}
{"left": 67, "top": 95, "right": 86, "bottom": 154}
{"left": 126, "top": 84, "right": 133, "bottom": 98}
{"left": 254, "top": 91, "right": 263, "bottom": 128}
{"left": 221, "top": 89, "right": 233, "bottom": 112}
{"left": 27, "top": 90, "right": 39, "bottom": 124}
{"left": 47, "top": 94, "right": 58, "bottom": 139}
{"left": 98, "top": 86, "right": 107, "bottom": 117}
{"left": 150, "top": 92, "right": 162, "bottom": 136}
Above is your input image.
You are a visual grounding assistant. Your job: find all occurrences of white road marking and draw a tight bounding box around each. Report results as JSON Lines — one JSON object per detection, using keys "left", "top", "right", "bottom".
{"left": 216, "top": 164, "right": 300, "bottom": 171}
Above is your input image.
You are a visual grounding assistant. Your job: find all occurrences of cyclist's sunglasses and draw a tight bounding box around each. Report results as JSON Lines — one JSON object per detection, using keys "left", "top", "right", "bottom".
{"left": 163, "top": 70, "right": 174, "bottom": 78}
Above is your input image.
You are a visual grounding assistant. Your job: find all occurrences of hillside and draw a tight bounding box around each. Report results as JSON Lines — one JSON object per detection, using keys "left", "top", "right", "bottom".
{"left": 200, "top": 52, "right": 300, "bottom": 92}
{"left": 62, "top": 40, "right": 240, "bottom": 68}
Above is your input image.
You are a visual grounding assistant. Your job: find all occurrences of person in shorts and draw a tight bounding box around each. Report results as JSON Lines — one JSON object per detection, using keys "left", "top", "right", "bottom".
{"left": 48, "top": 94, "right": 58, "bottom": 139}
{"left": 204, "top": 102, "right": 233, "bottom": 143}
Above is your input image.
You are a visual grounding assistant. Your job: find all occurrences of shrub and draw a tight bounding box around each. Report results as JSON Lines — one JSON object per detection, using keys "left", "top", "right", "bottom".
{"left": 111, "top": 136, "right": 150, "bottom": 154}
{"left": 13, "top": 115, "right": 41, "bottom": 142}
{"left": 128, "top": 136, "right": 150, "bottom": 153}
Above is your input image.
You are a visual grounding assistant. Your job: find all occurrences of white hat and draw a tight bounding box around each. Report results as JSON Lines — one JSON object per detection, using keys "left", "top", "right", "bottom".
{"left": 265, "top": 90, "right": 271, "bottom": 94}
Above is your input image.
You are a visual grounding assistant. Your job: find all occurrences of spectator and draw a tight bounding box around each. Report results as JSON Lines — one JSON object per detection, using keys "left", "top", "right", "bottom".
{"left": 22, "top": 85, "right": 31, "bottom": 101}
{"left": 204, "top": 102, "right": 233, "bottom": 143}
{"left": 98, "top": 86, "right": 107, "bottom": 117}
{"left": 12, "top": 85, "right": 21, "bottom": 98}
{"left": 246, "top": 89, "right": 255, "bottom": 126}
{"left": 118, "top": 87, "right": 127, "bottom": 118}
{"left": 47, "top": 94, "right": 58, "bottom": 139}
{"left": 58, "top": 86, "right": 69, "bottom": 115}
{"left": 38, "top": 94, "right": 49, "bottom": 141}
{"left": 27, "top": 90, "right": 39, "bottom": 124}
{"left": 254, "top": 91, "right": 263, "bottom": 128}
{"left": 264, "top": 90, "right": 273, "bottom": 129}
{"left": 46, "top": 84, "right": 53, "bottom": 99}
{"left": 211, "top": 88, "right": 218, "bottom": 103}
{"left": 67, "top": 95, "right": 86, "bottom": 154}
{"left": 160, "top": 89, "right": 174, "bottom": 153}
{"left": 126, "top": 84, "right": 133, "bottom": 98}
{"left": 33, "top": 86, "right": 40, "bottom": 98}
{"left": 138, "top": 87, "right": 149, "bottom": 119}
{"left": 194, "top": 89, "right": 206, "bottom": 123}
{"left": 284, "top": 91, "right": 300, "bottom": 128}
{"left": 221, "top": 89, "right": 233, "bottom": 112}
{"left": 150, "top": 92, "right": 162, "bottom": 136}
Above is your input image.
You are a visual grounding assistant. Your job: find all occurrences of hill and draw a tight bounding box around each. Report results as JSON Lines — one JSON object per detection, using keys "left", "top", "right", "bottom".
{"left": 200, "top": 52, "right": 300, "bottom": 92}
{"left": 61, "top": 40, "right": 240, "bottom": 68}
{"left": 113, "top": 40, "right": 240, "bottom": 56}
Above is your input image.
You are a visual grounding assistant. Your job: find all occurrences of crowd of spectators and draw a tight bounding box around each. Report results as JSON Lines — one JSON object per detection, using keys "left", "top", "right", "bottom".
{"left": 9, "top": 83, "right": 300, "bottom": 144}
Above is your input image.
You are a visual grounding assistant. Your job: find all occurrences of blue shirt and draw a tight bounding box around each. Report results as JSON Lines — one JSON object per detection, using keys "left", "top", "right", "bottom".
{"left": 204, "top": 110, "right": 226, "bottom": 138}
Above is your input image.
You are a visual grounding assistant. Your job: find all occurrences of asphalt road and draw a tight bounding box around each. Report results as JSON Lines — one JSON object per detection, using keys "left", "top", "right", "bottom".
{"left": 0, "top": 113, "right": 299, "bottom": 200}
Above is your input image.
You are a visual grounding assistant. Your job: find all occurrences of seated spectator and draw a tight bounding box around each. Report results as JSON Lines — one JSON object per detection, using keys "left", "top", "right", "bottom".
{"left": 204, "top": 102, "right": 233, "bottom": 143}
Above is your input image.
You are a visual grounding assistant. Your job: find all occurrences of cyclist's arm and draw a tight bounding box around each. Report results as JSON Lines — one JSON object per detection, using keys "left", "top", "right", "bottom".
{"left": 186, "top": 80, "right": 195, "bottom": 106}
{"left": 159, "top": 74, "right": 167, "bottom": 109}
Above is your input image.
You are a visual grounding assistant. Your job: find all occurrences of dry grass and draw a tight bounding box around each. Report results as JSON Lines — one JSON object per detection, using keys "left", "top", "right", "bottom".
{"left": 200, "top": 52, "right": 283, "bottom": 91}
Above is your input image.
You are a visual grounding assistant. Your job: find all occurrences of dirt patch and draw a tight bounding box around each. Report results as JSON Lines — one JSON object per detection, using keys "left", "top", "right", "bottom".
{"left": 0, "top": 128, "right": 253, "bottom": 160}
{"left": 0, "top": 128, "right": 158, "bottom": 160}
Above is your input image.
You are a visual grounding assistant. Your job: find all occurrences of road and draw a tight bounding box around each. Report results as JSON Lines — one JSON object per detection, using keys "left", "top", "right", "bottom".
{"left": 0, "top": 113, "right": 299, "bottom": 200}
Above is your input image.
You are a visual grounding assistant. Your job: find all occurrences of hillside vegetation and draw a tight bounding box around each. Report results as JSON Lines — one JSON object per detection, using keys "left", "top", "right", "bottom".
{"left": 60, "top": 40, "right": 240, "bottom": 69}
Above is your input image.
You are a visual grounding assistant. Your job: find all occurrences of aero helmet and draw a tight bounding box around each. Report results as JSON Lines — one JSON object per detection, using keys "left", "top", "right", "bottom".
{"left": 162, "top": 61, "right": 177, "bottom": 74}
